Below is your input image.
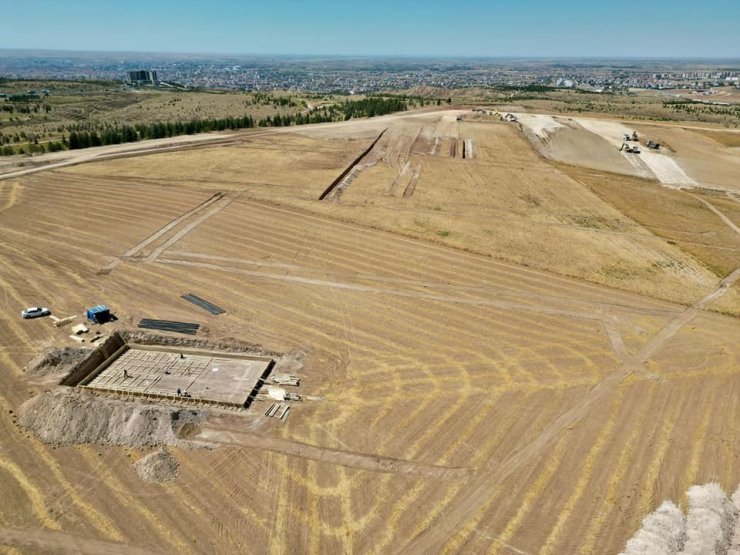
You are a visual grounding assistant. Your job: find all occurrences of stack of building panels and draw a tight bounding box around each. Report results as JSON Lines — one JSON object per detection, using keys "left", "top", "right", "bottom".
{"left": 181, "top": 294, "right": 225, "bottom": 315}
{"left": 137, "top": 319, "right": 200, "bottom": 335}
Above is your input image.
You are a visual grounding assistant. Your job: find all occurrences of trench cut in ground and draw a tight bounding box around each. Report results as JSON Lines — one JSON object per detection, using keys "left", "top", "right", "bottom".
{"left": 64, "top": 334, "right": 274, "bottom": 409}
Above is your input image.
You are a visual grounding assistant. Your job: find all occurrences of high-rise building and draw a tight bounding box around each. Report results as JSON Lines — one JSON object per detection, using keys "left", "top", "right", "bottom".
{"left": 127, "top": 70, "right": 158, "bottom": 86}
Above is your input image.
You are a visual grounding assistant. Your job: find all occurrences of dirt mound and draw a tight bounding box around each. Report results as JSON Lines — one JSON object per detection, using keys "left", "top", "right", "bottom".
{"left": 121, "top": 330, "right": 279, "bottom": 356}
{"left": 518, "top": 115, "right": 642, "bottom": 177}
{"left": 17, "top": 389, "right": 204, "bottom": 447}
{"left": 621, "top": 483, "right": 740, "bottom": 554}
{"left": 133, "top": 449, "right": 179, "bottom": 483}
{"left": 683, "top": 483, "right": 738, "bottom": 554}
{"left": 24, "top": 347, "right": 91, "bottom": 378}
{"left": 730, "top": 487, "right": 740, "bottom": 553}
{"left": 622, "top": 501, "right": 685, "bottom": 554}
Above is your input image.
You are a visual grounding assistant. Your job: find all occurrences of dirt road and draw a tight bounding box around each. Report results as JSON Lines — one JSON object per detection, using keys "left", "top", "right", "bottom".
{"left": 0, "top": 525, "right": 159, "bottom": 554}
{"left": 195, "top": 420, "right": 471, "bottom": 479}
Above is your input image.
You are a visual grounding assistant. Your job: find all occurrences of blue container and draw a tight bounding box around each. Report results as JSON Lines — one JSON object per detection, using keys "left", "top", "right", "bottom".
{"left": 86, "top": 305, "right": 111, "bottom": 323}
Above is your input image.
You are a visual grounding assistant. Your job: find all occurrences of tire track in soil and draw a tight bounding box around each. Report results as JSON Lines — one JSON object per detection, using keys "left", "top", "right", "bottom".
{"left": 173, "top": 448, "right": 265, "bottom": 550}
{"left": 689, "top": 193, "right": 740, "bottom": 236}
{"left": 441, "top": 389, "right": 570, "bottom": 553}
{"left": 144, "top": 194, "right": 237, "bottom": 262}
{"left": 399, "top": 270, "right": 739, "bottom": 554}
{"left": 228, "top": 197, "right": 685, "bottom": 310}
{"left": 193, "top": 425, "right": 471, "bottom": 479}
{"left": 402, "top": 164, "right": 421, "bottom": 198}
{"left": 0, "top": 182, "right": 20, "bottom": 213}
{"left": 538, "top": 387, "right": 626, "bottom": 554}
{"left": 98, "top": 191, "right": 227, "bottom": 273}
{"left": 132, "top": 256, "right": 624, "bottom": 552}
{"left": 576, "top": 380, "right": 657, "bottom": 554}
{"left": 0, "top": 525, "right": 157, "bottom": 555}
{"left": 155, "top": 258, "right": 611, "bottom": 322}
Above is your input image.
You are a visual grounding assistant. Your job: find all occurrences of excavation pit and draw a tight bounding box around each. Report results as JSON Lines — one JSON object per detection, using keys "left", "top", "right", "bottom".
{"left": 70, "top": 337, "right": 274, "bottom": 409}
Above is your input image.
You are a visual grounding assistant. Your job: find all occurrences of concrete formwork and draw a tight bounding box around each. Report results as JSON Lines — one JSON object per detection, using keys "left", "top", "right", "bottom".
{"left": 83, "top": 344, "right": 273, "bottom": 408}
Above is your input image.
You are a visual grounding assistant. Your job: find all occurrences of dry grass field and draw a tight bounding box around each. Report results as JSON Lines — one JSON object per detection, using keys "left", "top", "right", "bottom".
{"left": 0, "top": 108, "right": 738, "bottom": 553}
{"left": 62, "top": 113, "right": 734, "bottom": 309}
{"left": 692, "top": 129, "right": 740, "bottom": 147}
{"left": 562, "top": 167, "right": 740, "bottom": 277}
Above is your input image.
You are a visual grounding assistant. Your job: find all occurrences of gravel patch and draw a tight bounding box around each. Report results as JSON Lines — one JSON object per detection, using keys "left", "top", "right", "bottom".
{"left": 133, "top": 449, "right": 179, "bottom": 483}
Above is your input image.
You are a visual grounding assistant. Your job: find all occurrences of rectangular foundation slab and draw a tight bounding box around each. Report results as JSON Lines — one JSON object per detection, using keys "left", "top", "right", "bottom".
{"left": 83, "top": 343, "right": 273, "bottom": 408}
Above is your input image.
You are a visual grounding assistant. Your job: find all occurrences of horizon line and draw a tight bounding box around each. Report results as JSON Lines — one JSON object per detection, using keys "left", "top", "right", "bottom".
{"left": 1, "top": 48, "right": 740, "bottom": 63}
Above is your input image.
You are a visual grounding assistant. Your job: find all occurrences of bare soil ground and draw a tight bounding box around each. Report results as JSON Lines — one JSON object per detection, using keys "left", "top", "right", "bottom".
{"left": 0, "top": 109, "right": 738, "bottom": 554}
{"left": 630, "top": 123, "right": 740, "bottom": 192}
{"left": 518, "top": 114, "right": 643, "bottom": 176}
{"left": 517, "top": 112, "right": 740, "bottom": 194}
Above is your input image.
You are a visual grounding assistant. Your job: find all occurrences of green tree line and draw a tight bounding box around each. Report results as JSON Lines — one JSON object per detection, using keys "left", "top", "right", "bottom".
{"left": 67, "top": 115, "right": 257, "bottom": 149}
{"left": 66, "top": 97, "right": 406, "bottom": 151}
{"left": 1, "top": 96, "right": 409, "bottom": 155}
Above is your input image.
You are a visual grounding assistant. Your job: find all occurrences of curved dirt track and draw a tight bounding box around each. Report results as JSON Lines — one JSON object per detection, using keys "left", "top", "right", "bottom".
{"left": 403, "top": 267, "right": 740, "bottom": 553}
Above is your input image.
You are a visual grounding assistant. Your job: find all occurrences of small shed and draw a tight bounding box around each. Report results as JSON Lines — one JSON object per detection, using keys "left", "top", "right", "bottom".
{"left": 86, "top": 305, "right": 111, "bottom": 324}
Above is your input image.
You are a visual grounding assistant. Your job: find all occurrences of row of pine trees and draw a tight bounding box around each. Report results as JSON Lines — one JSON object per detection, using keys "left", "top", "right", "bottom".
{"left": 66, "top": 97, "right": 408, "bottom": 150}
{"left": 3, "top": 96, "right": 409, "bottom": 154}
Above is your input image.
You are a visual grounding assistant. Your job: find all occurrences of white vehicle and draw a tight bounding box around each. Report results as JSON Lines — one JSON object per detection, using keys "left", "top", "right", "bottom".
{"left": 21, "top": 306, "right": 51, "bottom": 319}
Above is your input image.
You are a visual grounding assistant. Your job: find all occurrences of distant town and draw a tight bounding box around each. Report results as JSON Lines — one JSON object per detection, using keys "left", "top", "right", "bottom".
{"left": 1, "top": 50, "right": 739, "bottom": 94}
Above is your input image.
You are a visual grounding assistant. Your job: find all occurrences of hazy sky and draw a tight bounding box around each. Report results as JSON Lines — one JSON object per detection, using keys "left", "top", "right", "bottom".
{"left": 1, "top": 0, "right": 738, "bottom": 58}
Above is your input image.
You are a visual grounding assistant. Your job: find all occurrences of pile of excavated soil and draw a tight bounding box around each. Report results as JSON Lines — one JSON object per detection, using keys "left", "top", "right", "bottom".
{"left": 517, "top": 115, "right": 642, "bottom": 177}
{"left": 24, "top": 347, "right": 91, "bottom": 378}
{"left": 622, "top": 483, "right": 740, "bottom": 554}
{"left": 621, "top": 501, "right": 685, "bottom": 554}
{"left": 121, "top": 330, "right": 279, "bottom": 357}
{"left": 133, "top": 448, "right": 179, "bottom": 483}
{"left": 17, "top": 389, "right": 204, "bottom": 447}
{"left": 683, "top": 483, "right": 737, "bottom": 554}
